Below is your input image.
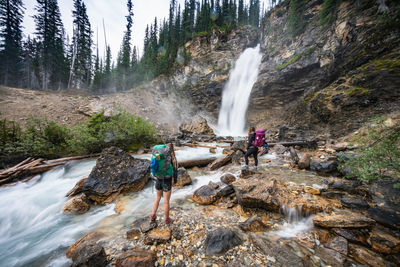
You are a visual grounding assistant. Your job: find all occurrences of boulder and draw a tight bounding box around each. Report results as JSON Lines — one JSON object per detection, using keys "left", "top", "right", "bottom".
{"left": 144, "top": 226, "right": 171, "bottom": 245}
{"left": 204, "top": 227, "right": 242, "bottom": 255}
{"left": 179, "top": 116, "right": 215, "bottom": 135}
{"left": 310, "top": 160, "right": 339, "bottom": 175}
{"left": 231, "top": 140, "right": 246, "bottom": 153}
{"left": 232, "top": 150, "right": 244, "bottom": 165}
{"left": 63, "top": 193, "right": 91, "bottom": 214}
{"left": 220, "top": 173, "right": 236, "bottom": 185}
{"left": 66, "top": 231, "right": 105, "bottom": 259}
{"left": 239, "top": 168, "right": 257, "bottom": 179}
{"left": 313, "top": 212, "right": 375, "bottom": 228}
{"left": 349, "top": 244, "right": 387, "bottom": 267}
{"left": 368, "top": 207, "right": 400, "bottom": 230}
{"left": 66, "top": 176, "right": 88, "bottom": 197}
{"left": 130, "top": 217, "right": 157, "bottom": 234}
{"left": 71, "top": 244, "right": 107, "bottom": 267}
{"left": 239, "top": 216, "right": 270, "bottom": 232}
{"left": 369, "top": 180, "right": 400, "bottom": 212}
{"left": 328, "top": 179, "right": 362, "bottom": 194}
{"left": 82, "top": 147, "right": 150, "bottom": 204}
{"left": 115, "top": 249, "right": 156, "bottom": 267}
{"left": 369, "top": 229, "right": 400, "bottom": 255}
{"left": 341, "top": 196, "right": 370, "bottom": 209}
{"left": 174, "top": 167, "right": 192, "bottom": 187}
{"left": 271, "top": 144, "right": 287, "bottom": 154}
{"left": 298, "top": 154, "right": 311, "bottom": 169}
{"left": 192, "top": 185, "right": 219, "bottom": 205}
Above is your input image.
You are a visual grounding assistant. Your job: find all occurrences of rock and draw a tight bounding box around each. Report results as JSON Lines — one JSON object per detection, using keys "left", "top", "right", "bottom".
{"left": 63, "top": 193, "right": 91, "bottom": 214}
{"left": 218, "top": 184, "right": 234, "bottom": 197}
{"left": 66, "top": 176, "right": 88, "bottom": 197}
{"left": 204, "top": 228, "right": 242, "bottom": 255}
{"left": 328, "top": 179, "right": 362, "bottom": 194}
{"left": 82, "top": 147, "right": 150, "bottom": 204}
{"left": 208, "top": 152, "right": 234, "bottom": 171}
{"left": 239, "top": 216, "right": 270, "bottom": 232}
{"left": 174, "top": 167, "right": 192, "bottom": 187}
{"left": 209, "top": 148, "right": 216, "bottom": 153}
{"left": 115, "top": 249, "right": 156, "bottom": 267}
{"left": 332, "top": 228, "right": 369, "bottom": 246}
{"left": 298, "top": 154, "right": 311, "bottom": 169}
{"left": 231, "top": 140, "right": 246, "bottom": 153}
{"left": 368, "top": 207, "right": 400, "bottom": 230}
{"left": 220, "top": 173, "right": 236, "bottom": 185}
{"left": 71, "top": 244, "right": 107, "bottom": 267}
{"left": 341, "top": 195, "right": 369, "bottom": 209}
{"left": 66, "top": 230, "right": 105, "bottom": 259}
{"left": 325, "top": 236, "right": 348, "bottom": 255}
{"left": 192, "top": 185, "right": 219, "bottom": 205}
{"left": 369, "top": 229, "right": 400, "bottom": 254}
{"left": 304, "top": 186, "right": 320, "bottom": 195}
{"left": 144, "top": 226, "right": 171, "bottom": 245}
{"left": 369, "top": 180, "right": 400, "bottom": 212}
{"left": 271, "top": 144, "right": 287, "bottom": 154}
{"left": 310, "top": 160, "right": 339, "bottom": 175}
{"left": 313, "top": 212, "right": 375, "bottom": 228}
{"left": 239, "top": 168, "right": 257, "bottom": 179}
{"left": 332, "top": 142, "right": 349, "bottom": 152}
{"left": 130, "top": 217, "right": 157, "bottom": 233}
{"left": 315, "top": 246, "right": 346, "bottom": 266}
{"left": 179, "top": 116, "right": 215, "bottom": 135}
{"left": 232, "top": 150, "right": 244, "bottom": 165}
{"left": 349, "top": 244, "right": 386, "bottom": 267}
{"left": 126, "top": 229, "right": 141, "bottom": 239}
{"left": 233, "top": 177, "right": 337, "bottom": 213}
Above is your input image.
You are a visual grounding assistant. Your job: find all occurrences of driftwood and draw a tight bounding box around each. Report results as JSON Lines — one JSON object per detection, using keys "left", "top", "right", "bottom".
{"left": 208, "top": 152, "right": 234, "bottom": 171}
{"left": 267, "top": 140, "right": 317, "bottom": 149}
{"left": 178, "top": 157, "right": 216, "bottom": 168}
{"left": 182, "top": 143, "right": 216, "bottom": 149}
{"left": 0, "top": 153, "right": 100, "bottom": 186}
{"left": 216, "top": 139, "right": 235, "bottom": 144}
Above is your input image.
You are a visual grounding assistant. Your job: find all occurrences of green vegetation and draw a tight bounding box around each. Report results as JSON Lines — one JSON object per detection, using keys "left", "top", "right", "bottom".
{"left": 277, "top": 46, "right": 315, "bottom": 70}
{"left": 288, "top": 0, "right": 306, "bottom": 37}
{"left": 345, "top": 87, "right": 370, "bottom": 96}
{"left": 359, "top": 59, "right": 400, "bottom": 73}
{"left": 320, "top": 0, "right": 341, "bottom": 25}
{"left": 0, "top": 110, "right": 158, "bottom": 159}
{"left": 340, "top": 117, "right": 400, "bottom": 184}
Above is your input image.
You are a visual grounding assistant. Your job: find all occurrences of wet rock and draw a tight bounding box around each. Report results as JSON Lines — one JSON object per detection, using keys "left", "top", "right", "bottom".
{"left": 332, "top": 228, "right": 369, "bottom": 246}
{"left": 239, "top": 215, "right": 270, "bottom": 232}
{"left": 341, "top": 195, "right": 369, "bottom": 209}
{"left": 209, "top": 148, "right": 216, "bottom": 153}
{"left": 239, "top": 168, "right": 257, "bottom": 179}
{"left": 369, "top": 229, "right": 400, "bottom": 254}
{"left": 369, "top": 181, "right": 400, "bottom": 212}
{"left": 271, "top": 144, "right": 287, "bottom": 154}
{"left": 231, "top": 140, "right": 246, "bottom": 153}
{"left": 313, "top": 212, "right": 375, "bottom": 228}
{"left": 130, "top": 217, "right": 157, "bottom": 233}
{"left": 82, "top": 147, "right": 150, "bottom": 204}
{"left": 220, "top": 173, "right": 236, "bottom": 185}
{"left": 115, "top": 249, "right": 156, "bottom": 267}
{"left": 310, "top": 160, "right": 339, "bottom": 175}
{"left": 63, "top": 193, "right": 91, "bottom": 214}
{"left": 174, "top": 167, "right": 192, "bottom": 187}
{"left": 126, "top": 229, "right": 141, "bottom": 239}
{"left": 304, "top": 186, "right": 320, "bottom": 195}
{"left": 368, "top": 207, "right": 400, "bottom": 230}
{"left": 329, "top": 179, "right": 362, "bottom": 194}
{"left": 208, "top": 181, "right": 220, "bottom": 189}
{"left": 321, "top": 191, "right": 346, "bottom": 199}
{"left": 192, "top": 185, "right": 219, "bottom": 205}
{"left": 71, "top": 244, "right": 107, "bottom": 267}
{"left": 66, "top": 231, "right": 105, "bottom": 260}
{"left": 66, "top": 176, "right": 88, "bottom": 197}
{"left": 298, "top": 154, "right": 311, "bottom": 169}
{"left": 204, "top": 227, "right": 242, "bottom": 255}
{"left": 179, "top": 116, "right": 215, "bottom": 135}
{"left": 144, "top": 226, "right": 171, "bottom": 245}
{"left": 349, "top": 244, "right": 386, "bottom": 267}
{"left": 316, "top": 246, "right": 346, "bottom": 266}
{"left": 325, "top": 236, "right": 348, "bottom": 255}
{"left": 232, "top": 150, "right": 244, "bottom": 165}
{"left": 218, "top": 184, "right": 234, "bottom": 198}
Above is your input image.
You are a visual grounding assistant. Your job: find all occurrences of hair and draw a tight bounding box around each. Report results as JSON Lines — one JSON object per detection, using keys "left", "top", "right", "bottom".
{"left": 248, "top": 126, "right": 255, "bottom": 135}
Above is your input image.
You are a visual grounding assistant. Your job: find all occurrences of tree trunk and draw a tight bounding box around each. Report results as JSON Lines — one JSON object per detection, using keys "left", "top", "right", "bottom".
{"left": 178, "top": 157, "right": 216, "bottom": 168}
{"left": 208, "top": 152, "right": 234, "bottom": 171}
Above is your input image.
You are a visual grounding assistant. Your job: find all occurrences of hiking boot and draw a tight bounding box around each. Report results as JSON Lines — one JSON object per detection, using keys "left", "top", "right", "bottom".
{"left": 150, "top": 214, "right": 157, "bottom": 222}
{"left": 165, "top": 217, "right": 174, "bottom": 225}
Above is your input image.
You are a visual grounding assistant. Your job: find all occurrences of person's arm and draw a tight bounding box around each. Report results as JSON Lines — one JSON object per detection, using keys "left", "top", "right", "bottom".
{"left": 247, "top": 133, "right": 255, "bottom": 148}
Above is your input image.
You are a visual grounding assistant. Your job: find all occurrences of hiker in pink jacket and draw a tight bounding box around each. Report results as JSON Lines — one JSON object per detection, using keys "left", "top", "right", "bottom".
{"left": 244, "top": 127, "right": 267, "bottom": 170}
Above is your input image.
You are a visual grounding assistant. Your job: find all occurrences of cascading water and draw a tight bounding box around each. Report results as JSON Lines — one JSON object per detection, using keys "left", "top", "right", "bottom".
{"left": 217, "top": 44, "right": 262, "bottom": 136}
{"left": 274, "top": 206, "right": 314, "bottom": 238}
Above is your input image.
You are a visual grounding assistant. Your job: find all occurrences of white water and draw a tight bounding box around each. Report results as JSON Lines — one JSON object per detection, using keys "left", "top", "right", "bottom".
{"left": 274, "top": 206, "right": 314, "bottom": 238}
{"left": 217, "top": 45, "right": 262, "bottom": 136}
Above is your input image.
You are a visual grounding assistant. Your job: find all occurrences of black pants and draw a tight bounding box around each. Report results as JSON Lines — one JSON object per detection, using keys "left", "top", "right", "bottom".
{"left": 245, "top": 146, "right": 258, "bottom": 166}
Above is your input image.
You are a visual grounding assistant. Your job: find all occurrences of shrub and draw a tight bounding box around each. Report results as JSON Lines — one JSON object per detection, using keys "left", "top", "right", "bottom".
{"left": 339, "top": 117, "right": 400, "bottom": 183}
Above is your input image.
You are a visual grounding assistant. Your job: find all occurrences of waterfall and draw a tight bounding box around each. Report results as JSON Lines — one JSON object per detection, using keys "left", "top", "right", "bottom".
{"left": 217, "top": 44, "right": 262, "bottom": 136}
{"left": 274, "top": 206, "right": 314, "bottom": 238}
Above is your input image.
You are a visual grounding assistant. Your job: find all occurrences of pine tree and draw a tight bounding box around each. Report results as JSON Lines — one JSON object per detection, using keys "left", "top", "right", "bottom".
{"left": 288, "top": 0, "right": 306, "bottom": 36}
{"left": 238, "top": 0, "right": 245, "bottom": 25}
{"left": 0, "top": 0, "right": 24, "bottom": 86}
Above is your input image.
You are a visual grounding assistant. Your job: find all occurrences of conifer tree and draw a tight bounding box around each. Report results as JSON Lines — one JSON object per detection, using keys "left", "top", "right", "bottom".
{"left": 0, "top": 0, "right": 24, "bottom": 86}
{"left": 288, "top": 0, "right": 306, "bottom": 36}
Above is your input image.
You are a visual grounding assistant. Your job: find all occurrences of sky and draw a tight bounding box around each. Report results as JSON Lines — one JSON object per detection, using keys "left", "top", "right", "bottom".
{"left": 22, "top": 0, "right": 269, "bottom": 61}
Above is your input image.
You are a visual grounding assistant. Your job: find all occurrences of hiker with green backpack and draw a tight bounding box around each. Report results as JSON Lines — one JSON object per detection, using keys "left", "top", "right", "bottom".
{"left": 149, "top": 143, "right": 178, "bottom": 225}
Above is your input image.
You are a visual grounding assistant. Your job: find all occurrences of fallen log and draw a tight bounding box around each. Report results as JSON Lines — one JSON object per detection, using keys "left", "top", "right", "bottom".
{"left": 43, "top": 154, "right": 100, "bottom": 164}
{"left": 182, "top": 143, "right": 216, "bottom": 149}
{"left": 267, "top": 140, "right": 317, "bottom": 149}
{"left": 208, "top": 152, "right": 234, "bottom": 171}
{"left": 0, "top": 157, "right": 34, "bottom": 177}
{"left": 216, "top": 139, "right": 236, "bottom": 144}
{"left": 178, "top": 157, "right": 216, "bottom": 168}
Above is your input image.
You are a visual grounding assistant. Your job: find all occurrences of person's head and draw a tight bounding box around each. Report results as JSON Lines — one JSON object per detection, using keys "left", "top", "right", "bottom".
{"left": 248, "top": 126, "right": 255, "bottom": 135}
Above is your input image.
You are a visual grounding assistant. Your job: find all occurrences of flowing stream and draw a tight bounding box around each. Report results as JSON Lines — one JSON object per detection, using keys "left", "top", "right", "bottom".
{"left": 217, "top": 45, "right": 262, "bottom": 136}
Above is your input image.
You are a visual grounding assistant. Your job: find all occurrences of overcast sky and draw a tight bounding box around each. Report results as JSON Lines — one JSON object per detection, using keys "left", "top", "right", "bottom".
{"left": 22, "top": 0, "right": 269, "bottom": 61}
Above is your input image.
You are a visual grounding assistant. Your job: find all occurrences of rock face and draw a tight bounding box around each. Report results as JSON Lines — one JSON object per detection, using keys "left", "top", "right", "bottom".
{"left": 63, "top": 193, "right": 91, "bottom": 214}
{"left": 82, "top": 147, "right": 150, "bottom": 204}
{"left": 204, "top": 228, "right": 242, "bottom": 255}
{"left": 179, "top": 116, "right": 215, "bottom": 135}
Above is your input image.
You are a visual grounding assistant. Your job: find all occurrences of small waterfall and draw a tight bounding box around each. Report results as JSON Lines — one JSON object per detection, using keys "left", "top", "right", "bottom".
{"left": 275, "top": 206, "right": 314, "bottom": 238}
{"left": 217, "top": 45, "right": 262, "bottom": 136}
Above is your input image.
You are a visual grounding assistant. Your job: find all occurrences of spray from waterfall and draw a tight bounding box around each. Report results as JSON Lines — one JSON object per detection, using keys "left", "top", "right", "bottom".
{"left": 217, "top": 45, "right": 262, "bottom": 136}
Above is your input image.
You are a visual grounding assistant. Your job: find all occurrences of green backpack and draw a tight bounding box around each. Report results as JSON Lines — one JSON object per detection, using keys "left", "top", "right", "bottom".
{"left": 150, "top": 144, "right": 173, "bottom": 178}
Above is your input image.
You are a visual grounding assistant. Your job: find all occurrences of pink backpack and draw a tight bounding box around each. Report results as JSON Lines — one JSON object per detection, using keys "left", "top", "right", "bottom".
{"left": 252, "top": 129, "right": 265, "bottom": 147}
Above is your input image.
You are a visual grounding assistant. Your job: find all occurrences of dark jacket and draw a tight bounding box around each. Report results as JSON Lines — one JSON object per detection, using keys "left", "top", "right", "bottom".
{"left": 247, "top": 132, "right": 256, "bottom": 149}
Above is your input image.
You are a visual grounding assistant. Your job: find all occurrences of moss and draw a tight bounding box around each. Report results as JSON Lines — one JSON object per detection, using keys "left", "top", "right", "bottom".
{"left": 345, "top": 87, "right": 370, "bottom": 96}
{"left": 359, "top": 59, "right": 400, "bottom": 73}
{"left": 303, "top": 92, "right": 320, "bottom": 102}
{"left": 276, "top": 46, "right": 316, "bottom": 70}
